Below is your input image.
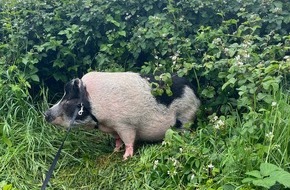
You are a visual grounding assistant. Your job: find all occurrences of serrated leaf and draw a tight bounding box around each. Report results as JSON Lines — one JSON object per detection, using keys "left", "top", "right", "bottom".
{"left": 260, "top": 163, "right": 281, "bottom": 177}
{"left": 245, "top": 170, "right": 262, "bottom": 179}
{"left": 201, "top": 86, "right": 215, "bottom": 98}
{"left": 271, "top": 170, "right": 290, "bottom": 188}
{"left": 252, "top": 178, "right": 276, "bottom": 188}
{"left": 242, "top": 177, "right": 255, "bottom": 183}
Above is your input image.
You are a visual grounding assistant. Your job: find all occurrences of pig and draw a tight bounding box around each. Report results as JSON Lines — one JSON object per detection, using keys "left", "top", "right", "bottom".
{"left": 45, "top": 72, "right": 200, "bottom": 160}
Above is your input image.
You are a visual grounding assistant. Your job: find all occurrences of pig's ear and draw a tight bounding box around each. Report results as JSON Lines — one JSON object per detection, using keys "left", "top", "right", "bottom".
{"left": 72, "top": 78, "right": 86, "bottom": 100}
{"left": 72, "top": 78, "right": 81, "bottom": 89}
{"left": 72, "top": 78, "right": 82, "bottom": 96}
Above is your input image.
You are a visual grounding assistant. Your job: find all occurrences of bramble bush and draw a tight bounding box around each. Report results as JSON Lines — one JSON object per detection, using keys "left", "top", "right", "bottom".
{"left": 1, "top": 0, "right": 290, "bottom": 189}
{"left": 1, "top": 0, "right": 289, "bottom": 111}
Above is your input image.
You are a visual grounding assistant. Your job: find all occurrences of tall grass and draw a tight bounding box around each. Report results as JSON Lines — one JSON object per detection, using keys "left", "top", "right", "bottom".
{"left": 264, "top": 90, "right": 290, "bottom": 167}
{"left": 1, "top": 88, "right": 289, "bottom": 189}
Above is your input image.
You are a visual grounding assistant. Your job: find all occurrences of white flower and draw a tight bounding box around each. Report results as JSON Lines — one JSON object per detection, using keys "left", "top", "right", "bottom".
{"left": 153, "top": 160, "right": 159, "bottom": 170}
{"left": 213, "top": 116, "right": 218, "bottom": 121}
{"left": 179, "top": 148, "right": 183, "bottom": 153}
{"left": 217, "top": 120, "right": 224, "bottom": 126}
{"left": 271, "top": 101, "right": 277, "bottom": 107}
{"left": 244, "top": 53, "right": 250, "bottom": 58}
{"left": 171, "top": 55, "right": 178, "bottom": 61}
{"left": 208, "top": 163, "right": 214, "bottom": 169}
{"left": 173, "top": 159, "right": 178, "bottom": 167}
{"left": 266, "top": 132, "right": 274, "bottom": 139}
{"left": 214, "top": 124, "right": 220, "bottom": 130}
{"left": 173, "top": 170, "right": 177, "bottom": 175}
{"left": 190, "top": 174, "right": 195, "bottom": 181}
{"left": 236, "top": 61, "right": 244, "bottom": 66}
{"left": 125, "top": 14, "right": 132, "bottom": 20}
{"left": 213, "top": 38, "right": 222, "bottom": 45}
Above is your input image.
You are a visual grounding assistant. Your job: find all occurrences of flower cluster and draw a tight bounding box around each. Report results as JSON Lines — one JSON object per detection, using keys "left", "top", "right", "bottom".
{"left": 210, "top": 115, "right": 225, "bottom": 130}
{"left": 265, "top": 131, "right": 274, "bottom": 140}
{"left": 170, "top": 51, "right": 180, "bottom": 65}
{"left": 153, "top": 160, "right": 159, "bottom": 170}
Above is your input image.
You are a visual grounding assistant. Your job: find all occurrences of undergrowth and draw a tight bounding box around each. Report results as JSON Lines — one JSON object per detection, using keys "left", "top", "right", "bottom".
{"left": 1, "top": 88, "right": 289, "bottom": 190}
{"left": 1, "top": 0, "right": 290, "bottom": 189}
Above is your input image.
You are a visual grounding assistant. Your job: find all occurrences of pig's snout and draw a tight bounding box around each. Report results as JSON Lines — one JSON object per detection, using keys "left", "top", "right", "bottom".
{"left": 44, "top": 110, "right": 54, "bottom": 123}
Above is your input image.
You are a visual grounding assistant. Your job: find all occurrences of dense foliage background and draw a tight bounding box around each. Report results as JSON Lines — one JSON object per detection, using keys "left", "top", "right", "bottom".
{"left": 1, "top": 0, "right": 290, "bottom": 189}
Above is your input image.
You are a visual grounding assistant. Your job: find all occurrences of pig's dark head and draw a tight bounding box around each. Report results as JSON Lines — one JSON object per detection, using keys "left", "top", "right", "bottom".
{"left": 45, "top": 78, "right": 94, "bottom": 128}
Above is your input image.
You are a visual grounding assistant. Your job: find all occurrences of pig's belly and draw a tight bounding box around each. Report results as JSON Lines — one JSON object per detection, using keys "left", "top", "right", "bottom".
{"left": 136, "top": 125, "right": 171, "bottom": 142}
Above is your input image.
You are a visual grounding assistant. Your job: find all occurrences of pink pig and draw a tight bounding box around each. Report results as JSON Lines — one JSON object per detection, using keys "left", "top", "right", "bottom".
{"left": 45, "top": 72, "right": 200, "bottom": 160}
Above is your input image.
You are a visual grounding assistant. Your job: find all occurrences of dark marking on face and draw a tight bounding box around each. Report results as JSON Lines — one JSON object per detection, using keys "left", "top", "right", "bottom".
{"left": 141, "top": 74, "right": 197, "bottom": 106}
{"left": 63, "top": 79, "right": 94, "bottom": 121}
{"left": 45, "top": 78, "right": 95, "bottom": 125}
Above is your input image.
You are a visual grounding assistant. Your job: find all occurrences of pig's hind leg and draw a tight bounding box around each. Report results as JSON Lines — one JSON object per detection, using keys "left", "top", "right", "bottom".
{"left": 115, "top": 126, "right": 136, "bottom": 160}
{"left": 113, "top": 135, "right": 123, "bottom": 152}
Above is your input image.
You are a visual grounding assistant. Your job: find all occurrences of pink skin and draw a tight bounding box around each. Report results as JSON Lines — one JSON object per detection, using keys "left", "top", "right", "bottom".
{"left": 113, "top": 128, "right": 136, "bottom": 160}
{"left": 114, "top": 136, "right": 123, "bottom": 152}
{"left": 123, "top": 144, "right": 134, "bottom": 160}
{"left": 113, "top": 134, "right": 134, "bottom": 160}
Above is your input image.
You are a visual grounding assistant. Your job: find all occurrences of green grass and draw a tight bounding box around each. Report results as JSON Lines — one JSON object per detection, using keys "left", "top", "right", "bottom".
{"left": 1, "top": 89, "right": 290, "bottom": 190}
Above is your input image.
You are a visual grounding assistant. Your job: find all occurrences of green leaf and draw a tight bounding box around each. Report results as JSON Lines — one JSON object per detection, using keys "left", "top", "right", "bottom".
{"left": 165, "top": 129, "right": 175, "bottom": 141}
{"left": 165, "top": 88, "right": 173, "bottom": 96}
{"left": 201, "top": 86, "right": 215, "bottom": 98}
{"left": 2, "top": 136, "right": 12, "bottom": 147}
{"left": 222, "top": 184, "right": 236, "bottom": 190}
{"left": 242, "top": 177, "right": 255, "bottom": 183}
{"left": 245, "top": 170, "right": 262, "bottom": 179}
{"left": 30, "top": 74, "right": 39, "bottom": 82}
{"left": 22, "top": 57, "right": 29, "bottom": 65}
{"left": 273, "top": 1, "right": 282, "bottom": 9}
{"left": 53, "top": 60, "right": 65, "bottom": 68}
{"left": 222, "top": 77, "right": 237, "bottom": 90}
{"left": 271, "top": 170, "right": 290, "bottom": 188}
{"left": 260, "top": 163, "right": 281, "bottom": 177}
{"left": 3, "top": 184, "right": 13, "bottom": 190}
{"left": 118, "top": 31, "right": 126, "bottom": 37}
{"left": 252, "top": 178, "right": 276, "bottom": 188}
{"left": 106, "top": 15, "right": 120, "bottom": 27}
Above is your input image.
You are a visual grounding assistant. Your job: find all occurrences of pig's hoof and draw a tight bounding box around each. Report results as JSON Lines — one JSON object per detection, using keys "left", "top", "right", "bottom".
{"left": 123, "top": 154, "right": 132, "bottom": 160}
{"left": 123, "top": 145, "right": 134, "bottom": 160}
